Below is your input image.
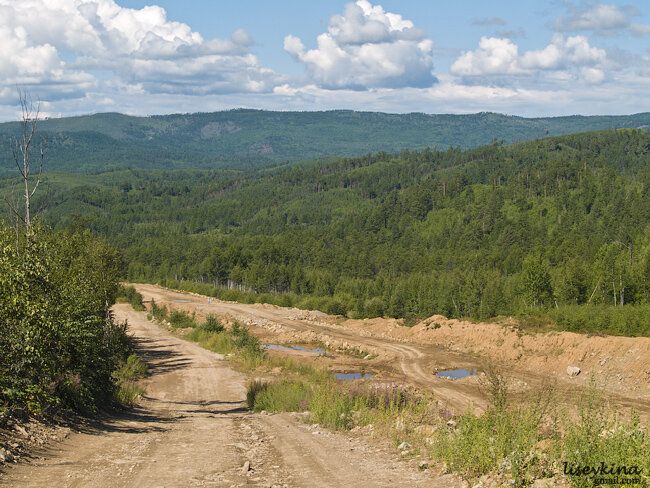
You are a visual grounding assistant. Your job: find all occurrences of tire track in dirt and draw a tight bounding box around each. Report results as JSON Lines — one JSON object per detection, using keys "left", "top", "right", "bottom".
{"left": 0, "top": 304, "right": 465, "bottom": 488}
{"left": 134, "top": 284, "right": 650, "bottom": 419}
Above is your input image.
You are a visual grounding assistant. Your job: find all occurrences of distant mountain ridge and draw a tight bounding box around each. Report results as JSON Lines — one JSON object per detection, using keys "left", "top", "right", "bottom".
{"left": 1, "top": 109, "right": 649, "bottom": 175}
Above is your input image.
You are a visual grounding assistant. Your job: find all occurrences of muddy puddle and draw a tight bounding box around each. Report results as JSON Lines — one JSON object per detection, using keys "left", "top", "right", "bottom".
{"left": 336, "top": 373, "right": 374, "bottom": 381}
{"left": 172, "top": 299, "right": 192, "bottom": 303}
{"left": 436, "top": 368, "right": 481, "bottom": 380}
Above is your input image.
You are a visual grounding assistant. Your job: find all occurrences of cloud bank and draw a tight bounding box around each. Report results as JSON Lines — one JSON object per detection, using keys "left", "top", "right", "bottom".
{"left": 0, "top": 0, "right": 648, "bottom": 119}
{"left": 0, "top": 0, "right": 284, "bottom": 104}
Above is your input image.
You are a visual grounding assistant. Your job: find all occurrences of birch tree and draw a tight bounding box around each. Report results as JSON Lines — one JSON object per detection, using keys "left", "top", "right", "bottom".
{"left": 7, "top": 90, "right": 46, "bottom": 243}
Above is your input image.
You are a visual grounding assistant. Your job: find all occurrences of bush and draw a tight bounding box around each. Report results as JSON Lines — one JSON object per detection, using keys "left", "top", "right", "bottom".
{"left": 201, "top": 314, "right": 224, "bottom": 333}
{"left": 0, "top": 224, "right": 131, "bottom": 413}
{"left": 246, "top": 380, "right": 269, "bottom": 409}
{"left": 112, "top": 354, "right": 147, "bottom": 406}
{"left": 116, "top": 285, "right": 144, "bottom": 311}
{"left": 168, "top": 309, "right": 196, "bottom": 329}
{"left": 248, "top": 380, "right": 310, "bottom": 412}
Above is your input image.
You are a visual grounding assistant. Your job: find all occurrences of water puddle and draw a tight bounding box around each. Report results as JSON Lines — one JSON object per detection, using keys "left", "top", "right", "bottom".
{"left": 436, "top": 368, "right": 481, "bottom": 380}
{"left": 261, "top": 344, "right": 329, "bottom": 355}
{"left": 172, "top": 299, "right": 191, "bottom": 303}
{"left": 336, "top": 373, "right": 374, "bottom": 381}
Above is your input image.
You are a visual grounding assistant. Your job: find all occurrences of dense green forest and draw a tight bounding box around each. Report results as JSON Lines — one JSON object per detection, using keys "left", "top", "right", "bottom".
{"left": 4, "top": 128, "right": 648, "bottom": 335}
{"left": 1, "top": 110, "right": 650, "bottom": 175}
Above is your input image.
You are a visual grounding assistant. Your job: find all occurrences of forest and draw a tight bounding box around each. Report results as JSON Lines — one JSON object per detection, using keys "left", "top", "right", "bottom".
{"left": 4, "top": 127, "right": 647, "bottom": 336}
{"left": 1, "top": 109, "right": 649, "bottom": 176}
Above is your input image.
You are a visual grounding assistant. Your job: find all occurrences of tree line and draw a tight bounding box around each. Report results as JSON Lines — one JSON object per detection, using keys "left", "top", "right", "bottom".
{"left": 8, "top": 128, "right": 650, "bottom": 336}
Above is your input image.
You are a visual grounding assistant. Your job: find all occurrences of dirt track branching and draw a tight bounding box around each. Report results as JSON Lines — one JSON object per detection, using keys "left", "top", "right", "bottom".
{"left": 146, "top": 304, "right": 649, "bottom": 488}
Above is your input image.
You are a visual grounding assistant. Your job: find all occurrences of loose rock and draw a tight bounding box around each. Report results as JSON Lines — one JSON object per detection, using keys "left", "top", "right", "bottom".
{"left": 567, "top": 366, "right": 581, "bottom": 377}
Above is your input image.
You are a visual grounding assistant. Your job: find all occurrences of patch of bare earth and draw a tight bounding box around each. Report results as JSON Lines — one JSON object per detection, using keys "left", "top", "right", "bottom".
{"left": 0, "top": 305, "right": 466, "bottom": 487}
{"left": 134, "top": 284, "right": 650, "bottom": 420}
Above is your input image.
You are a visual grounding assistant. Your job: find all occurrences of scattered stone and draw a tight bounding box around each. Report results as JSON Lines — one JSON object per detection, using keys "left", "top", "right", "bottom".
{"left": 446, "top": 419, "right": 457, "bottom": 428}
{"left": 241, "top": 460, "right": 251, "bottom": 474}
{"left": 418, "top": 461, "right": 429, "bottom": 470}
{"left": 14, "top": 424, "right": 28, "bottom": 436}
{"left": 0, "top": 449, "right": 12, "bottom": 463}
{"left": 397, "top": 442, "right": 411, "bottom": 450}
{"left": 567, "top": 366, "right": 581, "bottom": 377}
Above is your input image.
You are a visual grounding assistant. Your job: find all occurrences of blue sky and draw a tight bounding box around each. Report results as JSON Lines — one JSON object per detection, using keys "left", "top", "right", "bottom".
{"left": 1, "top": 0, "right": 649, "bottom": 119}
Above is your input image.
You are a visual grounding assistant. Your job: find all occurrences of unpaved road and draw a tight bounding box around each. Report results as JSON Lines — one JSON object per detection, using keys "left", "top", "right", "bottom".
{"left": 135, "top": 284, "right": 650, "bottom": 419}
{"left": 0, "top": 305, "right": 463, "bottom": 488}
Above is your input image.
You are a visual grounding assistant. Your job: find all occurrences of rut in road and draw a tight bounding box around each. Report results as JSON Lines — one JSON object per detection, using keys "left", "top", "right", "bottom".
{"left": 0, "top": 305, "right": 464, "bottom": 488}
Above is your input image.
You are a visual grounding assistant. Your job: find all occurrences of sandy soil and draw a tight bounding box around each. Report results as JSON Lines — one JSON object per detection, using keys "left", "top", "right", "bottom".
{"left": 0, "top": 305, "right": 466, "bottom": 488}
{"left": 134, "top": 284, "right": 650, "bottom": 419}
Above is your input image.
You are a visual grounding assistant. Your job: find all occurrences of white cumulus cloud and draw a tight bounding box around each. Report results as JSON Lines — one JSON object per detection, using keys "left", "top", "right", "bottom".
{"left": 552, "top": 3, "right": 650, "bottom": 36}
{"left": 0, "top": 0, "right": 284, "bottom": 103}
{"left": 284, "top": 0, "right": 436, "bottom": 89}
{"left": 451, "top": 34, "right": 606, "bottom": 83}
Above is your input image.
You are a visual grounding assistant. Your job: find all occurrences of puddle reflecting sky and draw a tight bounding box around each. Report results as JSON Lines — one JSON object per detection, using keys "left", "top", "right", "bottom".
{"left": 436, "top": 368, "right": 480, "bottom": 380}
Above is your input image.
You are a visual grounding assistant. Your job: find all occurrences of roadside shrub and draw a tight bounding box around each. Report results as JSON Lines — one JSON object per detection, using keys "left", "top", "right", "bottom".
{"left": 309, "top": 380, "right": 354, "bottom": 430}
{"left": 0, "top": 224, "right": 131, "bottom": 413}
{"left": 112, "top": 354, "right": 147, "bottom": 406}
{"left": 150, "top": 300, "right": 168, "bottom": 322}
{"left": 201, "top": 314, "right": 224, "bottom": 333}
{"left": 168, "top": 309, "right": 196, "bottom": 329}
{"left": 116, "top": 285, "right": 144, "bottom": 311}
{"left": 246, "top": 380, "right": 269, "bottom": 409}
{"left": 561, "top": 386, "right": 650, "bottom": 488}
{"left": 249, "top": 380, "right": 310, "bottom": 412}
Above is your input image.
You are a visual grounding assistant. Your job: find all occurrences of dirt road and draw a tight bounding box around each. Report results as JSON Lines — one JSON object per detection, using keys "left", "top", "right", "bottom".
{"left": 1, "top": 305, "right": 462, "bottom": 488}
{"left": 134, "top": 284, "right": 650, "bottom": 419}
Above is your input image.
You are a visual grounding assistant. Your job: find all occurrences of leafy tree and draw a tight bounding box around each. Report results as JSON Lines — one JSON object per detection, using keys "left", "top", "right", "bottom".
{"left": 521, "top": 255, "right": 554, "bottom": 307}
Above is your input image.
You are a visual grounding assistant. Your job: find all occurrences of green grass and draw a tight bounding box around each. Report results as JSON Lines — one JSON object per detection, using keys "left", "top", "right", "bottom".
{"left": 112, "top": 354, "right": 147, "bottom": 406}
{"left": 249, "top": 379, "right": 311, "bottom": 413}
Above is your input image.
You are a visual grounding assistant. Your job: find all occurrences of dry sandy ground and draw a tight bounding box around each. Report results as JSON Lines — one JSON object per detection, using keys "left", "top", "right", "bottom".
{"left": 135, "top": 284, "right": 650, "bottom": 419}
{"left": 0, "top": 305, "right": 466, "bottom": 488}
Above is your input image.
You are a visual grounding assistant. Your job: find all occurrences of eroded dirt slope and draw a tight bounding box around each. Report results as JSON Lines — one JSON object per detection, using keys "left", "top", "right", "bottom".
{"left": 135, "top": 284, "right": 650, "bottom": 419}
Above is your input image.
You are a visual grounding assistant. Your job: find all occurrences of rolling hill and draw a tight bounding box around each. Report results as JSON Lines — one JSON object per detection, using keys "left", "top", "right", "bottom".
{"left": 1, "top": 110, "right": 649, "bottom": 175}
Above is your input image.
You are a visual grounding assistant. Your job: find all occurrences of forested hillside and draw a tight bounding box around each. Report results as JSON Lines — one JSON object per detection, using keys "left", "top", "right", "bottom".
{"left": 0, "top": 110, "right": 649, "bottom": 175}
{"left": 8, "top": 128, "right": 647, "bottom": 335}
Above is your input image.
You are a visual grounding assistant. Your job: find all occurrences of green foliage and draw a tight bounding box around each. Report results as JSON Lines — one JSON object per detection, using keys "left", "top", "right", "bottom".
{"left": 547, "top": 305, "right": 650, "bottom": 336}
{"left": 246, "top": 380, "right": 269, "bottom": 410}
{"left": 248, "top": 379, "right": 311, "bottom": 413}
{"left": 116, "top": 285, "right": 144, "bottom": 311}
{"left": 202, "top": 314, "right": 224, "bottom": 333}
{"left": 5, "top": 129, "right": 650, "bottom": 336}
{"left": 0, "top": 223, "right": 131, "bottom": 412}
{"left": 112, "top": 354, "right": 147, "bottom": 406}
{"left": 2, "top": 110, "right": 649, "bottom": 175}
{"left": 521, "top": 255, "right": 554, "bottom": 307}
{"left": 168, "top": 309, "right": 196, "bottom": 329}
{"left": 560, "top": 383, "right": 649, "bottom": 488}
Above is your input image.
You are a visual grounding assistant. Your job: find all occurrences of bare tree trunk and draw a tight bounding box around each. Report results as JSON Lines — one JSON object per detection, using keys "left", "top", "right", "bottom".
{"left": 6, "top": 89, "right": 46, "bottom": 245}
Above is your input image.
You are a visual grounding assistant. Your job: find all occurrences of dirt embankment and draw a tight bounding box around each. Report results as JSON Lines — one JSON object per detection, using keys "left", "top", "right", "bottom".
{"left": 344, "top": 315, "right": 650, "bottom": 398}
{"left": 135, "top": 284, "right": 650, "bottom": 418}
